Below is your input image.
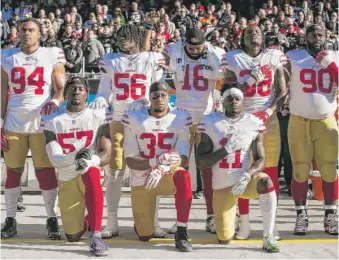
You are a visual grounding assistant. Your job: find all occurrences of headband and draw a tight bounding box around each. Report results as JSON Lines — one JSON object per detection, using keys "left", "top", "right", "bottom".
{"left": 222, "top": 88, "right": 244, "bottom": 100}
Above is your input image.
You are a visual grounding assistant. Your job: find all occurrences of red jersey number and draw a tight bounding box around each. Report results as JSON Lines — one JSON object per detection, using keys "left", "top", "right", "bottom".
{"left": 218, "top": 138, "right": 242, "bottom": 169}
{"left": 140, "top": 132, "right": 174, "bottom": 159}
{"left": 182, "top": 64, "right": 208, "bottom": 91}
{"left": 57, "top": 130, "right": 94, "bottom": 154}
{"left": 300, "top": 69, "right": 334, "bottom": 94}
{"left": 11, "top": 67, "right": 45, "bottom": 95}
{"left": 239, "top": 69, "right": 272, "bottom": 97}
{"left": 114, "top": 73, "right": 147, "bottom": 100}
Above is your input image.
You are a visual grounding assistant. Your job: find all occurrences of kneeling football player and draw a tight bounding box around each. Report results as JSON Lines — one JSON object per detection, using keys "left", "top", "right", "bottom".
{"left": 122, "top": 82, "right": 193, "bottom": 252}
{"left": 42, "top": 76, "right": 111, "bottom": 256}
{"left": 196, "top": 82, "right": 279, "bottom": 253}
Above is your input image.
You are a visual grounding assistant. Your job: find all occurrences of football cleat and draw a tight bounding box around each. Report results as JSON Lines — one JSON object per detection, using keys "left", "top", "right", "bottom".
{"left": 235, "top": 214, "right": 251, "bottom": 240}
{"left": 205, "top": 216, "right": 216, "bottom": 233}
{"left": 1, "top": 217, "right": 17, "bottom": 239}
{"left": 153, "top": 226, "right": 166, "bottom": 238}
{"left": 273, "top": 224, "right": 281, "bottom": 241}
{"left": 101, "top": 215, "right": 119, "bottom": 239}
{"left": 324, "top": 212, "right": 338, "bottom": 235}
{"left": 175, "top": 226, "right": 193, "bottom": 252}
{"left": 89, "top": 233, "right": 110, "bottom": 256}
{"left": 263, "top": 235, "right": 280, "bottom": 253}
{"left": 46, "top": 217, "right": 61, "bottom": 240}
{"left": 294, "top": 213, "right": 309, "bottom": 235}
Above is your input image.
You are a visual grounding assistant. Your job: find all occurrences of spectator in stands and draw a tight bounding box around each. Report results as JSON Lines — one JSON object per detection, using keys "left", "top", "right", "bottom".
{"left": 39, "top": 22, "right": 48, "bottom": 46}
{"left": 168, "top": 28, "right": 181, "bottom": 43}
{"left": 173, "top": 7, "right": 193, "bottom": 36}
{"left": 0, "top": 13, "right": 10, "bottom": 47}
{"left": 2, "top": 2, "right": 13, "bottom": 22}
{"left": 112, "top": 7, "right": 126, "bottom": 25}
{"left": 297, "top": 30, "right": 307, "bottom": 49}
{"left": 163, "top": 13, "right": 175, "bottom": 36}
{"left": 128, "top": 2, "right": 145, "bottom": 25}
{"left": 314, "top": 1, "right": 329, "bottom": 23}
{"left": 7, "top": 13, "right": 19, "bottom": 28}
{"left": 301, "top": 0, "right": 313, "bottom": 22}
{"left": 98, "top": 24, "right": 114, "bottom": 53}
{"left": 64, "top": 37, "right": 83, "bottom": 73}
{"left": 84, "top": 12, "right": 97, "bottom": 29}
{"left": 102, "top": 5, "right": 112, "bottom": 24}
{"left": 60, "top": 24, "right": 73, "bottom": 49}
{"left": 284, "top": 20, "right": 299, "bottom": 52}
{"left": 54, "top": 8, "right": 63, "bottom": 26}
{"left": 48, "top": 13, "right": 60, "bottom": 35}
{"left": 37, "top": 9, "right": 47, "bottom": 24}
{"left": 14, "top": 1, "right": 28, "bottom": 20}
{"left": 83, "top": 29, "right": 104, "bottom": 73}
{"left": 42, "top": 28, "right": 63, "bottom": 48}
{"left": 265, "top": 23, "right": 289, "bottom": 52}
{"left": 263, "top": 18, "right": 273, "bottom": 34}
{"left": 70, "top": 6, "right": 83, "bottom": 25}
{"left": 275, "top": 11, "right": 287, "bottom": 28}
{"left": 72, "top": 21, "right": 83, "bottom": 39}
{"left": 31, "top": 3, "right": 40, "bottom": 19}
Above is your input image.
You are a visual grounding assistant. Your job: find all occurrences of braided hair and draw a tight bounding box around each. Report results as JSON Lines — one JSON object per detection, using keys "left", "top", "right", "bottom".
{"left": 116, "top": 24, "right": 143, "bottom": 51}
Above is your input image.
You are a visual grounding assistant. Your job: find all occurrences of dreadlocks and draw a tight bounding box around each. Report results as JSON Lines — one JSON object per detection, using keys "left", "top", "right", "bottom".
{"left": 116, "top": 24, "right": 143, "bottom": 51}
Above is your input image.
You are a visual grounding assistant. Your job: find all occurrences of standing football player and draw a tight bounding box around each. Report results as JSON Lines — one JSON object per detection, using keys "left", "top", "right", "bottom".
{"left": 122, "top": 82, "right": 193, "bottom": 252}
{"left": 1, "top": 17, "right": 66, "bottom": 239}
{"left": 222, "top": 23, "right": 287, "bottom": 239}
{"left": 143, "top": 19, "right": 225, "bottom": 233}
{"left": 42, "top": 76, "right": 111, "bottom": 256}
{"left": 285, "top": 24, "right": 338, "bottom": 235}
{"left": 89, "top": 23, "right": 167, "bottom": 238}
{"left": 197, "top": 82, "right": 279, "bottom": 253}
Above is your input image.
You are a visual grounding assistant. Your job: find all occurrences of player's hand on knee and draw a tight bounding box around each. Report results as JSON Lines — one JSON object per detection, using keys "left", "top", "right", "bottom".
{"left": 144, "top": 165, "right": 166, "bottom": 189}
{"left": 231, "top": 172, "right": 251, "bottom": 196}
{"left": 157, "top": 151, "right": 181, "bottom": 166}
{"left": 126, "top": 98, "right": 150, "bottom": 112}
{"left": 89, "top": 97, "right": 108, "bottom": 110}
{"left": 75, "top": 151, "right": 101, "bottom": 172}
{"left": 76, "top": 148, "right": 93, "bottom": 160}
{"left": 1, "top": 127, "right": 9, "bottom": 152}
{"left": 41, "top": 99, "right": 59, "bottom": 116}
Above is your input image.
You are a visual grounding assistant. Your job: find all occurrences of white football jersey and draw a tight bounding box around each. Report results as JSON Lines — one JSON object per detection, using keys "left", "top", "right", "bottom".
{"left": 166, "top": 41, "right": 225, "bottom": 123}
{"left": 1, "top": 47, "right": 66, "bottom": 133}
{"left": 122, "top": 108, "right": 192, "bottom": 186}
{"left": 198, "top": 112, "right": 265, "bottom": 190}
{"left": 286, "top": 50, "right": 338, "bottom": 119}
{"left": 223, "top": 49, "right": 287, "bottom": 113}
{"left": 41, "top": 107, "right": 112, "bottom": 181}
{"left": 97, "top": 52, "right": 165, "bottom": 121}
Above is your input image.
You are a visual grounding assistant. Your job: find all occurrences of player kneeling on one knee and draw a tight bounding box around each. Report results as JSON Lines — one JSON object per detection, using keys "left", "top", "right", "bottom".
{"left": 42, "top": 76, "right": 111, "bottom": 256}
{"left": 122, "top": 82, "right": 193, "bottom": 252}
{"left": 196, "top": 82, "right": 279, "bottom": 253}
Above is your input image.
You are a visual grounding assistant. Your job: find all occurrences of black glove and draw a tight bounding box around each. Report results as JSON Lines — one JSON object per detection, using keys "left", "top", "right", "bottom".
{"left": 75, "top": 148, "right": 93, "bottom": 160}
{"left": 75, "top": 158, "right": 89, "bottom": 171}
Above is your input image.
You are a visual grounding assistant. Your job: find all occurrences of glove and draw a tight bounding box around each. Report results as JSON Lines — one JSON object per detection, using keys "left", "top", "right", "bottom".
{"left": 144, "top": 165, "right": 170, "bottom": 189}
{"left": 231, "top": 172, "right": 251, "bottom": 196}
{"left": 250, "top": 65, "right": 265, "bottom": 82}
{"left": 41, "top": 99, "right": 59, "bottom": 116}
{"left": 224, "top": 133, "right": 245, "bottom": 154}
{"left": 75, "top": 148, "right": 93, "bottom": 161}
{"left": 1, "top": 127, "right": 9, "bottom": 152}
{"left": 156, "top": 150, "right": 181, "bottom": 166}
{"left": 252, "top": 108, "right": 273, "bottom": 125}
{"left": 126, "top": 98, "right": 150, "bottom": 111}
{"left": 89, "top": 97, "right": 108, "bottom": 110}
{"left": 75, "top": 153, "right": 101, "bottom": 171}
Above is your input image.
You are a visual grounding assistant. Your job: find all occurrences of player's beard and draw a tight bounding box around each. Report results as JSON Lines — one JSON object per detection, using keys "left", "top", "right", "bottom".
{"left": 153, "top": 107, "right": 164, "bottom": 113}
{"left": 307, "top": 41, "right": 325, "bottom": 55}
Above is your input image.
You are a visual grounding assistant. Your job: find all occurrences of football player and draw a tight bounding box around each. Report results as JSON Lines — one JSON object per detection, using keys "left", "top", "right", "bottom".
{"left": 143, "top": 19, "right": 225, "bottom": 233}
{"left": 1, "top": 18, "right": 66, "bottom": 239}
{"left": 89, "top": 23, "right": 167, "bottom": 238}
{"left": 222, "top": 23, "right": 287, "bottom": 239}
{"left": 42, "top": 76, "right": 111, "bottom": 256}
{"left": 285, "top": 24, "right": 338, "bottom": 235}
{"left": 197, "top": 82, "right": 279, "bottom": 253}
{"left": 122, "top": 82, "right": 193, "bottom": 252}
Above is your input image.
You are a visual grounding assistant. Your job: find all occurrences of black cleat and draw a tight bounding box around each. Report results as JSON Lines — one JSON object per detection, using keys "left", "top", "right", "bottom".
{"left": 324, "top": 211, "right": 338, "bottom": 235}
{"left": 17, "top": 202, "right": 26, "bottom": 212}
{"left": 1, "top": 217, "right": 17, "bottom": 239}
{"left": 294, "top": 213, "right": 309, "bottom": 235}
{"left": 89, "top": 233, "right": 110, "bottom": 256}
{"left": 46, "top": 217, "right": 61, "bottom": 240}
{"left": 175, "top": 226, "right": 193, "bottom": 252}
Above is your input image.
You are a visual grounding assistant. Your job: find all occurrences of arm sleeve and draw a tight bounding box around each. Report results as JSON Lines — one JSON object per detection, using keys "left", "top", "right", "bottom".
{"left": 45, "top": 140, "right": 77, "bottom": 169}
{"left": 97, "top": 56, "right": 113, "bottom": 101}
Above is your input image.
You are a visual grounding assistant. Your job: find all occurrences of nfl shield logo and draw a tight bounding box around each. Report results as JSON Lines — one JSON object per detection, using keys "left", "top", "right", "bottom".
{"left": 156, "top": 121, "right": 160, "bottom": 126}
{"left": 72, "top": 120, "right": 76, "bottom": 125}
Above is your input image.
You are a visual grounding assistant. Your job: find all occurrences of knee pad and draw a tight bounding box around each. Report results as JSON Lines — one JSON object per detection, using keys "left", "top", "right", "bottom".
{"left": 318, "top": 163, "right": 338, "bottom": 183}
{"left": 5, "top": 169, "right": 22, "bottom": 189}
{"left": 35, "top": 168, "right": 58, "bottom": 190}
{"left": 293, "top": 163, "right": 311, "bottom": 183}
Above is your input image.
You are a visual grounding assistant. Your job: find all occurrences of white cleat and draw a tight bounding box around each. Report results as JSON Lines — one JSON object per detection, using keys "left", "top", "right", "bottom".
{"left": 168, "top": 222, "right": 177, "bottom": 234}
{"left": 153, "top": 226, "right": 166, "bottom": 238}
{"left": 235, "top": 214, "right": 251, "bottom": 240}
{"left": 101, "top": 215, "right": 119, "bottom": 239}
{"left": 205, "top": 216, "right": 216, "bottom": 234}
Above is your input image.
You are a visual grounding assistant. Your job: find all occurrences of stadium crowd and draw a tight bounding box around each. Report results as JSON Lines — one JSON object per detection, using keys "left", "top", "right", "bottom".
{"left": 0, "top": 0, "right": 338, "bottom": 257}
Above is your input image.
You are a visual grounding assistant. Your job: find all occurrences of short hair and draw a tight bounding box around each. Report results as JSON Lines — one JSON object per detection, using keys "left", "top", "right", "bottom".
{"left": 220, "top": 82, "right": 244, "bottom": 97}
{"left": 19, "top": 17, "right": 41, "bottom": 31}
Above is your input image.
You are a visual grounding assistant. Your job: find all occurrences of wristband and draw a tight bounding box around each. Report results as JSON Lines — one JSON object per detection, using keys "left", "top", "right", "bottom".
{"left": 265, "top": 108, "right": 274, "bottom": 117}
{"left": 0, "top": 118, "right": 4, "bottom": 128}
{"left": 144, "top": 23, "right": 153, "bottom": 30}
{"left": 149, "top": 157, "right": 157, "bottom": 168}
{"left": 91, "top": 154, "right": 101, "bottom": 166}
{"left": 50, "top": 99, "right": 60, "bottom": 107}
